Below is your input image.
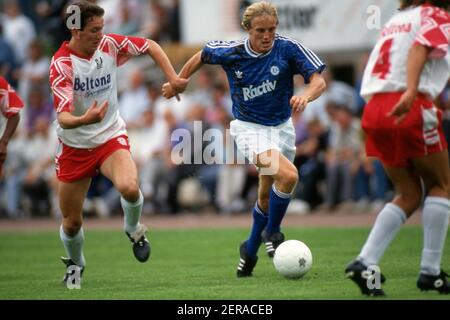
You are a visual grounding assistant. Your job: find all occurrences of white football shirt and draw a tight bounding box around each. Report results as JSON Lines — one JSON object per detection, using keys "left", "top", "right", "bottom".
{"left": 361, "top": 4, "right": 450, "bottom": 102}
{"left": 49, "top": 34, "right": 149, "bottom": 148}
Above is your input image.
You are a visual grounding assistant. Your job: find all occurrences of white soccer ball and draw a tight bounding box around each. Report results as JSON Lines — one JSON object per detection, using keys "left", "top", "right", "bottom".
{"left": 273, "top": 240, "right": 313, "bottom": 279}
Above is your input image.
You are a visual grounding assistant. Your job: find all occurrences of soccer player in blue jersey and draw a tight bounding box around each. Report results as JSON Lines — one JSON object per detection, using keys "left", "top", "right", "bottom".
{"left": 163, "top": 1, "right": 326, "bottom": 277}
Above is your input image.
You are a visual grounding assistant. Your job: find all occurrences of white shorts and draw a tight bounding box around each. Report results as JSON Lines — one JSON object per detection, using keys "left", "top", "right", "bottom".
{"left": 229, "top": 118, "right": 296, "bottom": 165}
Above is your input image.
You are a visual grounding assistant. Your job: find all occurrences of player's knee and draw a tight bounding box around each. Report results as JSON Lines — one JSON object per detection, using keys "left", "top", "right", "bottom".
{"left": 64, "top": 220, "right": 82, "bottom": 236}
{"left": 401, "top": 188, "right": 422, "bottom": 212}
{"left": 440, "top": 177, "right": 450, "bottom": 199}
{"left": 279, "top": 168, "right": 298, "bottom": 190}
{"left": 434, "top": 181, "right": 450, "bottom": 199}
{"left": 117, "top": 180, "right": 140, "bottom": 200}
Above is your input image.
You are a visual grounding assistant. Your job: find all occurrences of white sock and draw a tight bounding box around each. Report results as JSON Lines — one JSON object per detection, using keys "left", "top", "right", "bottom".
{"left": 59, "top": 225, "right": 86, "bottom": 267}
{"left": 121, "top": 190, "right": 144, "bottom": 234}
{"left": 420, "top": 196, "right": 450, "bottom": 276}
{"left": 357, "top": 203, "right": 407, "bottom": 266}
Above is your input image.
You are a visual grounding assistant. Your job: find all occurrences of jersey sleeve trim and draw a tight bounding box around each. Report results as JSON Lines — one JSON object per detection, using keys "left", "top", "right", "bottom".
{"left": 414, "top": 6, "right": 450, "bottom": 58}
{"left": 50, "top": 56, "right": 74, "bottom": 113}
{"left": 0, "top": 77, "right": 24, "bottom": 118}
{"left": 104, "top": 34, "right": 150, "bottom": 56}
{"left": 276, "top": 35, "right": 325, "bottom": 70}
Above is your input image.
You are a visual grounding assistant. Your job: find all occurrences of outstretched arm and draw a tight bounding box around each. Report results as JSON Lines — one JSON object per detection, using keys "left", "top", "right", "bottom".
{"left": 162, "top": 50, "right": 204, "bottom": 99}
{"left": 178, "top": 51, "right": 204, "bottom": 79}
{"left": 290, "top": 72, "right": 326, "bottom": 112}
{"left": 147, "top": 39, "right": 188, "bottom": 94}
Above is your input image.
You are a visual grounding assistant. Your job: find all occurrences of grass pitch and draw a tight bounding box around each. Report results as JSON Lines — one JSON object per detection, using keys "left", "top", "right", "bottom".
{"left": 0, "top": 226, "right": 449, "bottom": 300}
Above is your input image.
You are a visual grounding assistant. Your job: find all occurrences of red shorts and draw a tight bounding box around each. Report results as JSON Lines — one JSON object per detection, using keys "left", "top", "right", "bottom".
{"left": 55, "top": 135, "right": 131, "bottom": 183}
{"left": 362, "top": 92, "right": 447, "bottom": 168}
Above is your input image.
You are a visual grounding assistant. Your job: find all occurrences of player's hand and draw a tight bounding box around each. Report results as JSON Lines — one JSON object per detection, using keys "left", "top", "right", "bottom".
{"left": 82, "top": 100, "right": 109, "bottom": 125}
{"left": 387, "top": 90, "right": 416, "bottom": 124}
{"left": 169, "top": 77, "right": 189, "bottom": 94}
{"left": 162, "top": 82, "right": 181, "bottom": 101}
{"left": 290, "top": 95, "right": 308, "bottom": 112}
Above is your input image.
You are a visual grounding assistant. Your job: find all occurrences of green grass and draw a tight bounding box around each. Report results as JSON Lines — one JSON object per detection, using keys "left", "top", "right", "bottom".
{"left": 0, "top": 227, "right": 449, "bottom": 300}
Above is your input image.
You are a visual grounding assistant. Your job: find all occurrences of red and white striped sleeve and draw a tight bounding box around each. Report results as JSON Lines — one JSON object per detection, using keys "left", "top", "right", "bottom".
{"left": 0, "top": 76, "right": 24, "bottom": 118}
{"left": 101, "top": 34, "right": 150, "bottom": 67}
{"left": 415, "top": 5, "right": 450, "bottom": 58}
{"left": 49, "top": 55, "right": 74, "bottom": 113}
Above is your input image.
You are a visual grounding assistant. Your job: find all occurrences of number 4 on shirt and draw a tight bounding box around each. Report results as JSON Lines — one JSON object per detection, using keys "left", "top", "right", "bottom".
{"left": 371, "top": 38, "right": 393, "bottom": 80}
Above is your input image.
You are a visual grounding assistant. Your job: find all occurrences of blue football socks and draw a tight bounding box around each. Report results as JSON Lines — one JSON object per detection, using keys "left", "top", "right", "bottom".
{"left": 265, "top": 184, "right": 292, "bottom": 235}
{"left": 246, "top": 202, "right": 268, "bottom": 258}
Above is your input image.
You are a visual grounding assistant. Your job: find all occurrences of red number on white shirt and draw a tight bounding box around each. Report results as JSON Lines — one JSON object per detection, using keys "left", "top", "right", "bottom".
{"left": 371, "top": 38, "right": 393, "bottom": 80}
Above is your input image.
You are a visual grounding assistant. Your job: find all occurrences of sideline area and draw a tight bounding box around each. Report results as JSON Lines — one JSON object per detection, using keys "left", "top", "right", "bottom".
{"left": 0, "top": 211, "right": 422, "bottom": 231}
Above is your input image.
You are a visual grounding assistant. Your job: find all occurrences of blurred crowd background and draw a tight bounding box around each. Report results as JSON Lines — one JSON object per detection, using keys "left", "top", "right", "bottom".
{"left": 0, "top": 0, "right": 449, "bottom": 219}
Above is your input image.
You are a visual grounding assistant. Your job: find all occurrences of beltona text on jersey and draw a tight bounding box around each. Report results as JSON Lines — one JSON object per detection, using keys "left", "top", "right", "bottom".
{"left": 73, "top": 74, "right": 112, "bottom": 92}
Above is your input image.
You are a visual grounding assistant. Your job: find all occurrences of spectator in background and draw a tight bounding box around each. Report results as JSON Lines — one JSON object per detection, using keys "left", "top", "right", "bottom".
{"left": 114, "top": 1, "right": 140, "bottom": 35}
{"left": 300, "top": 70, "right": 358, "bottom": 131}
{"left": 353, "top": 149, "right": 390, "bottom": 214}
{"left": 164, "top": 104, "right": 210, "bottom": 214}
{"left": 2, "top": 0, "right": 36, "bottom": 65}
{"left": 25, "top": 85, "right": 54, "bottom": 135}
{"left": 324, "top": 89, "right": 361, "bottom": 210}
{"left": 18, "top": 40, "right": 51, "bottom": 108}
{"left": 118, "top": 68, "right": 150, "bottom": 129}
{"left": 21, "top": 117, "right": 57, "bottom": 217}
{"left": 190, "top": 68, "right": 214, "bottom": 109}
{"left": 0, "top": 24, "right": 18, "bottom": 85}
{"left": 292, "top": 116, "right": 328, "bottom": 212}
{"left": 167, "top": 0, "right": 180, "bottom": 42}
{"left": 35, "top": 0, "right": 71, "bottom": 50}
{"left": 141, "top": 0, "right": 170, "bottom": 43}
{"left": 128, "top": 107, "right": 169, "bottom": 214}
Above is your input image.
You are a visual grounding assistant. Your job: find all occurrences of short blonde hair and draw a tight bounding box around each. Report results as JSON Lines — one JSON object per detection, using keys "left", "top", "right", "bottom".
{"left": 241, "top": 1, "right": 279, "bottom": 30}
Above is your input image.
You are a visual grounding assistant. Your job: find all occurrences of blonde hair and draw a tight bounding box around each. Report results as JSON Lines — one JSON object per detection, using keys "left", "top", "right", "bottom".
{"left": 241, "top": 1, "right": 279, "bottom": 30}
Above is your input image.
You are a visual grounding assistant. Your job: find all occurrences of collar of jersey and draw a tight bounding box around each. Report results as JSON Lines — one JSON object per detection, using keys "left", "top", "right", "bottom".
{"left": 63, "top": 41, "right": 97, "bottom": 60}
{"left": 244, "top": 38, "right": 273, "bottom": 58}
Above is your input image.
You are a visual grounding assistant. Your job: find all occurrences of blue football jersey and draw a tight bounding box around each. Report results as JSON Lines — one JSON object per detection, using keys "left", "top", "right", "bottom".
{"left": 201, "top": 34, "right": 326, "bottom": 126}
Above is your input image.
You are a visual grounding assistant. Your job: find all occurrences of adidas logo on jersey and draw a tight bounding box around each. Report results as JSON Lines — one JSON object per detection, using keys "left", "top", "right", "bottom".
{"left": 242, "top": 80, "right": 277, "bottom": 101}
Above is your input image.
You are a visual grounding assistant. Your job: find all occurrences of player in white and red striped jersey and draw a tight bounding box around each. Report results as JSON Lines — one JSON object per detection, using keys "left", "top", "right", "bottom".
{"left": 346, "top": 0, "right": 450, "bottom": 296}
{"left": 50, "top": 1, "right": 188, "bottom": 287}
{"left": 0, "top": 76, "right": 23, "bottom": 176}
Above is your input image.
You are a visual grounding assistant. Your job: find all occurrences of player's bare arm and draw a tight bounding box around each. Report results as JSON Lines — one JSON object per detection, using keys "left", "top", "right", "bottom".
{"left": 387, "top": 44, "right": 431, "bottom": 123}
{"left": 147, "top": 39, "right": 189, "bottom": 93}
{"left": 57, "top": 100, "right": 109, "bottom": 129}
{"left": 290, "top": 72, "right": 326, "bottom": 112}
{"left": 162, "top": 50, "right": 204, "bottom": 99}
{"left": 0, "top": 113, "right": 20, "bottom": 164}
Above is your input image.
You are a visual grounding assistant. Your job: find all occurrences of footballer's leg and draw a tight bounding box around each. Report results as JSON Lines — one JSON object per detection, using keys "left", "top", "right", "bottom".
{"left": 258, "top": 150, "right": 297, "bottom": 257}
{"left": 412, "top": 151, "right": 450, "bottom": 294}
{"left": 237, "top": 175, "right": 271, "bottom": 277}
{"left": 100, "top": 148, "right": 150, "bottom": 262}
{"left": 346, "top": 166, "right": 421, "bottom": 296}
{"left": 59, "top": 178, "right": 91, "bottom": 284}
